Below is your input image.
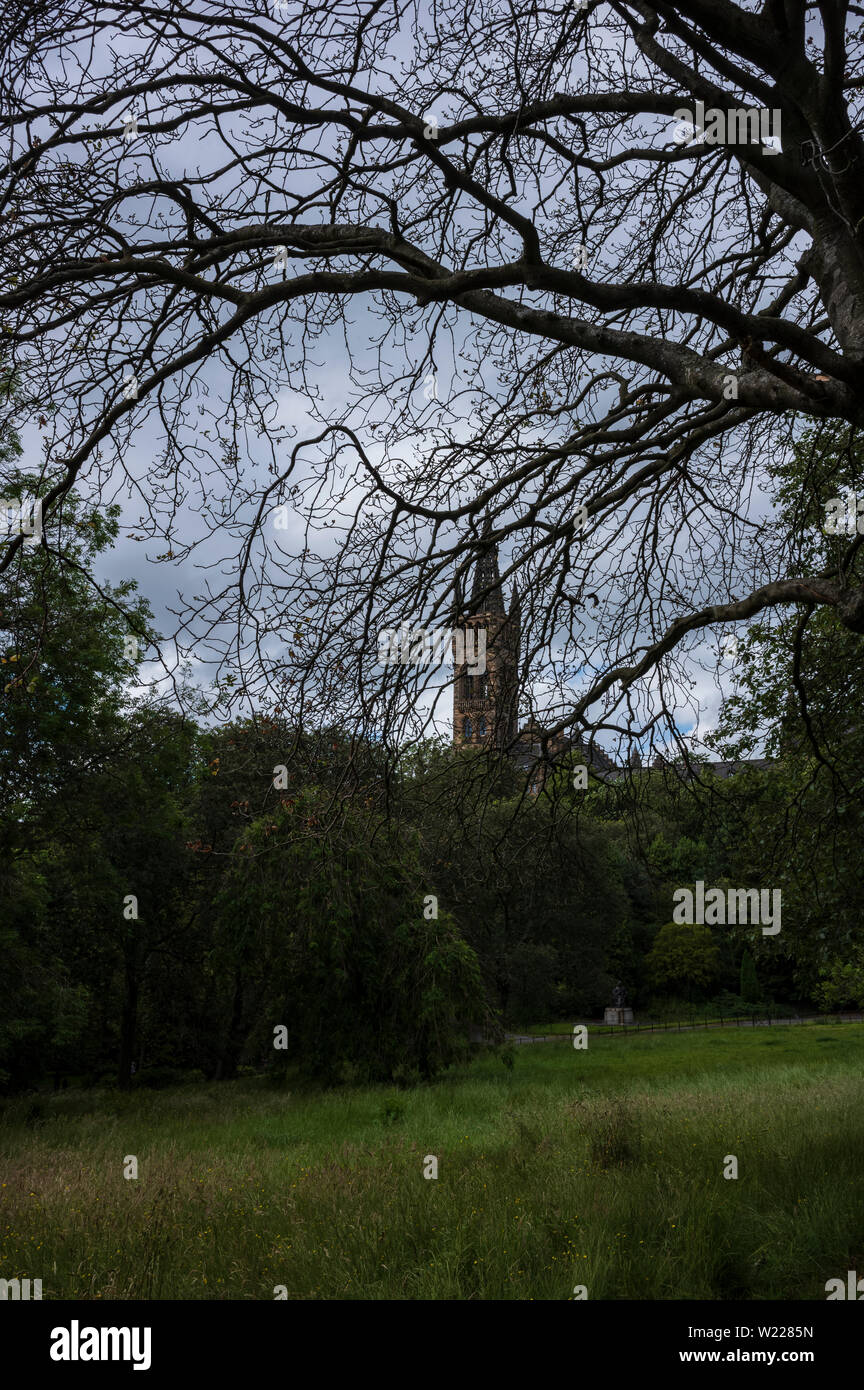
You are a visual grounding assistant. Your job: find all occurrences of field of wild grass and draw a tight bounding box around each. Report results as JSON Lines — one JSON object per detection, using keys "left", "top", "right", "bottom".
{"left": 2, "top": 1023, "right": 864, "bottom": 1300}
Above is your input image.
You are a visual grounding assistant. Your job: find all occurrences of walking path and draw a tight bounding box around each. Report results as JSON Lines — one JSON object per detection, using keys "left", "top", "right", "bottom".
{"left": 504, "top": 1012, "right": 864, "bottom": 1044}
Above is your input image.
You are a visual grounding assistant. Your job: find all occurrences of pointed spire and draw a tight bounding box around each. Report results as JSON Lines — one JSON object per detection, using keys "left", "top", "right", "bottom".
{"left": 509, "top": 583, "right": 521, "bottom": 621}
{"left": 468, "top": 520, "right": 505, "bottom": 616}
{"left": 452, "top": 568, "right": 464, "bottom": 625}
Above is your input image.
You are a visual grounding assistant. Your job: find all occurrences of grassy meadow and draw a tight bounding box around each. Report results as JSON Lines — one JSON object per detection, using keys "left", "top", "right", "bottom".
{"left": 2, "top": 1023, "right": 864, "bottom": 1300}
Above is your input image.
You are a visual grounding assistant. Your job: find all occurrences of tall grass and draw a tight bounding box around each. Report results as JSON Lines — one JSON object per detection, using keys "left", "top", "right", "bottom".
{"left": 2, "top": 1025, "right": 863, "bottom": 1299}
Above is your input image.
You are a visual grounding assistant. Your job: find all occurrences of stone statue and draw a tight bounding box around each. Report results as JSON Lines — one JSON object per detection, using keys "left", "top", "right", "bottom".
{"left": 605, "top": 980, "right": 633, "bottom": 1025}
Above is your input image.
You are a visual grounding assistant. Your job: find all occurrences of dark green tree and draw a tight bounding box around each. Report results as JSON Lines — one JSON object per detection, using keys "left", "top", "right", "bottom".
{"left": 739, "top": 950, "right": 761, "bottom": 1004}
{"left": 211, "top": 787, "right": 487, "bottom": 1083}
{"left": 646, "top": 922, "right": 720, "bottom": 1001}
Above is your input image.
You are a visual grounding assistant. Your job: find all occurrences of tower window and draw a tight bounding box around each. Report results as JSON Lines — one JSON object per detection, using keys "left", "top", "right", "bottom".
{"left": 463, "top": 717, "right": 473, "bottom": 740}
{"left": 476, "top": 715, "right": 487, "bottom": 738}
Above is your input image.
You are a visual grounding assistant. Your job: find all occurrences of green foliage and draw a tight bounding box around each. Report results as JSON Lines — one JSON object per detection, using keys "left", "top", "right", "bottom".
{"left": 4, "top": 406, "right": 859, "bottom": 1093}
{"left": 0, "top": 486, "right": 155, "bottom": 836}
{"left": 576, "top": 1096, "right": 640, "bottom": 1168}
{"left": 5, "top": 1028, "right": 864, "bottom": 1299}
{"left": 212, "top": 789, "right": 486, "bottom": 1083}
{"left": 816, "top": 949, "right": 864, "bottom": 1010}
{"left": 379, "top": 1093, "right": 406, "bottom": 1125}
{"left": 646, "top": 922, "right": 721, "bottom": 998}
{"left": 397, "top": 757, "right": 630, "bottom": 1021}
{"left": 739, "top": 950, "right": 761, "bottom": 1004}
{"left": 702, "top": 423, "right": 864, "bottom": 995}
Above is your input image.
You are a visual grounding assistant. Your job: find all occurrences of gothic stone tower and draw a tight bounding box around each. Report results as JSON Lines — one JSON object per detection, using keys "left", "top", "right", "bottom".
{"left": 452, "top": 540, "right": 520, "bottom": 749}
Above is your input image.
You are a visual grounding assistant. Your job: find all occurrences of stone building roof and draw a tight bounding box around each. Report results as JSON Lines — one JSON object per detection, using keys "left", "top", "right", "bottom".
{"left": 511, "top": 738, "right": 772, "bottom": 786}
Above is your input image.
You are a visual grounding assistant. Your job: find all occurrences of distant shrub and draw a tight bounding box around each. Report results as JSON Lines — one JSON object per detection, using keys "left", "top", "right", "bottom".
{"left": 379, "top": 1093, "right": 406, "bottom": 1126}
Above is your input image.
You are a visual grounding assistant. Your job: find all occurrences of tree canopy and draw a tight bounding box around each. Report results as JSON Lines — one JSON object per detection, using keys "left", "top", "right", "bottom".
{"left": 3, "top": 1, "right": 864, "bottom": 762}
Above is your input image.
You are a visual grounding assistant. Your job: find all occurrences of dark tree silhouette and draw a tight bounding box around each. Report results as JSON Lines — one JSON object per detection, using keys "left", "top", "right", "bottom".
{"left": 2, "top": 0, "right": 864, "bottom": 765}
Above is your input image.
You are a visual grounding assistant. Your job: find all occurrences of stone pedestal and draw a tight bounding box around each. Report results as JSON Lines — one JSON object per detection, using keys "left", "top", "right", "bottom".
{"left": 604, "top": 1007, "right": 634, "bottom": 1025}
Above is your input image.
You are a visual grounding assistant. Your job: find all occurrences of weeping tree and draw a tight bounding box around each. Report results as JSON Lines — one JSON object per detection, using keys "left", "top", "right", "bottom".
{"left": 211, "top": 787, "right": 487, "bottom": 1083}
